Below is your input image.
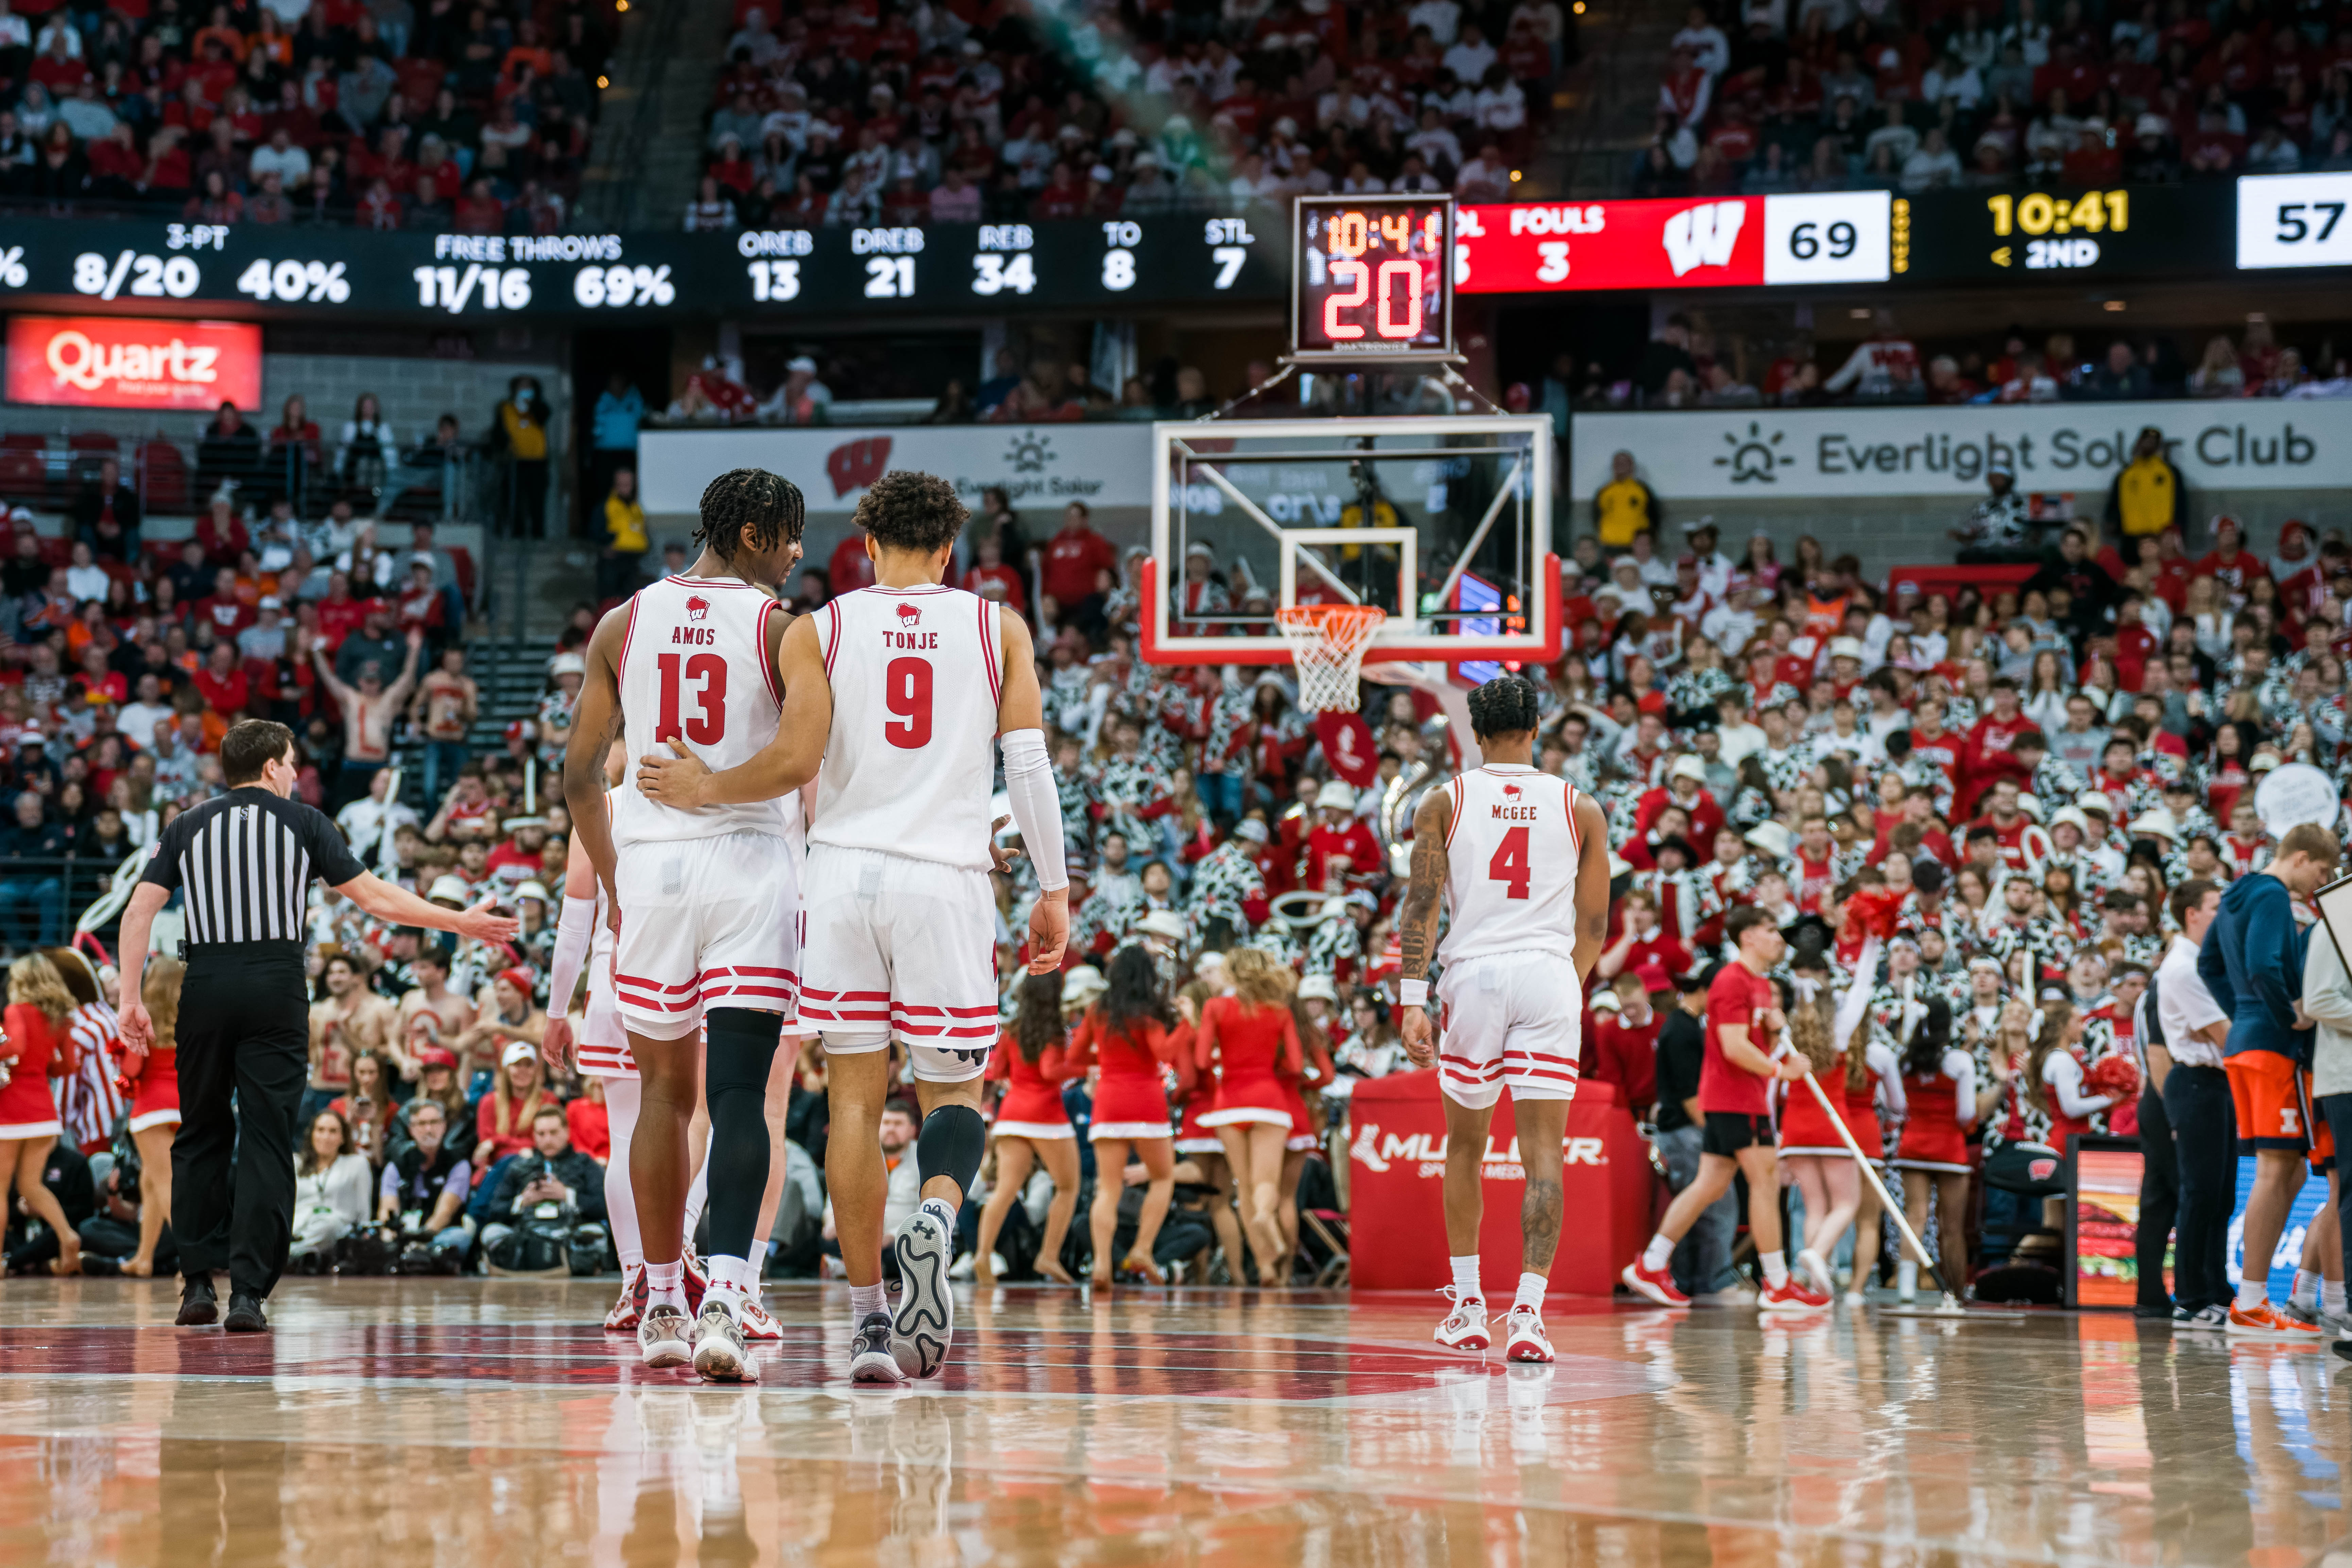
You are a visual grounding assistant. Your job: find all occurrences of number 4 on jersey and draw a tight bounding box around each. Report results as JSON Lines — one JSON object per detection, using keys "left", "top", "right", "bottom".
{"left": 1488, "top": 825, "right": 1531, "bottom": 900}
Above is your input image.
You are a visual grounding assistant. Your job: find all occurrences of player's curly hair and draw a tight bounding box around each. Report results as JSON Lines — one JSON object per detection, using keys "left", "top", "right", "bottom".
{"left": 853, "top": 469, "right": 968, "bottom": 555}
{"left": 1466, "top": 674, "right": 1541, "bottom": 740}
{"left": 694, "top": 467, "right": 805, "bottom": 561}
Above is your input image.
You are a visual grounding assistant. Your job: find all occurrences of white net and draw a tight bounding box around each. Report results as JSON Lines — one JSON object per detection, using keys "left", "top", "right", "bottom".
{"left": 1275, "top": 605, "right": 1387, "bottom": 713}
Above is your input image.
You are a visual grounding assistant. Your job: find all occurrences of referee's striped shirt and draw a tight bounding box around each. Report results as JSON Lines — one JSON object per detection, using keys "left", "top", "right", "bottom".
{"left": 138, "top": 787, "right": 367, "bottom": 948}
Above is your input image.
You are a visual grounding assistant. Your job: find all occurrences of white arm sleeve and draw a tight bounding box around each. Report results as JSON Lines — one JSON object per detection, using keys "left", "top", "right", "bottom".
{"left": 545, "top": 895, "right": 596, "bottom": 1012}
{"left": 1945, "top": 1047, "right": 1978, "bottom": 1128}
{"left": 1867, "top": 1040, "right": 1906, "bottom": 1118}
{"left": 1000, "top": 727, "right": 1067, "bottom": 893}
{"left": 2046, "top": 1052, "right": 2113, "bottom": 1118}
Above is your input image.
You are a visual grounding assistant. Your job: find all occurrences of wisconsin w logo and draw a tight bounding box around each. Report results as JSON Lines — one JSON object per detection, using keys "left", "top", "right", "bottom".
{"left": 1662, "top": 201, "right": 1745, "bottom": 276}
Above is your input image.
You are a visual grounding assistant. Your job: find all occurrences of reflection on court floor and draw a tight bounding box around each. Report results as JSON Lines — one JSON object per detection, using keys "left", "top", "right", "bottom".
{"left": 1, "top": 1280, "right": 2345, "bottom": 1566}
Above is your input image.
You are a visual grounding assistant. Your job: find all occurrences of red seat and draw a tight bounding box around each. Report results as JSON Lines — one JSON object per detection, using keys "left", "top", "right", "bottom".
{"left": 67, "top": 431, "right": 118, "bottom": 453}
{"left": 38, "top": 535, "right": 69, "bottom": 566}
{"left": 139, "top": 441, "right": 189, "bottom": 513}
{"left": 2, "top": 433, "right": 47, "bottom": 452}
{"left": 0, "top": 449, "right": 41, "bottom": 499}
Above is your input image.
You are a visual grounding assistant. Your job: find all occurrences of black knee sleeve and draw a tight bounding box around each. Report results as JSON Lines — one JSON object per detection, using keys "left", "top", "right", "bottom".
{"left": 701, "top": 1009, "right": 783, "bottom": 1261}
{"left": 916, "top": 1104, "right": 986, "bottom": 1204}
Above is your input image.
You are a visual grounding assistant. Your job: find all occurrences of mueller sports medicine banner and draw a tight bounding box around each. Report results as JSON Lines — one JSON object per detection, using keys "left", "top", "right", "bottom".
{"left": 1571, "top": 399, "right": 2352, "bottom": 501}
{"left": 637, "top": 423, "right": 1155, "bottom": 516}
{"left": 4, "top": 314, "right": 261, "bottom": 410}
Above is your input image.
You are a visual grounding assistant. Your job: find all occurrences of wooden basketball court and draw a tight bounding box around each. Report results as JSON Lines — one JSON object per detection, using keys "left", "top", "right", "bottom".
{"left": 1, "top": 1279, "right": 2344, "bottom": 1564}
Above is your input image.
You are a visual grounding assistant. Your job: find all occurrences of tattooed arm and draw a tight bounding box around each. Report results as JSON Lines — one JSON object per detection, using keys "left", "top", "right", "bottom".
{"left": 1397, "top": 787, "right": 1452, "bottom": 1068}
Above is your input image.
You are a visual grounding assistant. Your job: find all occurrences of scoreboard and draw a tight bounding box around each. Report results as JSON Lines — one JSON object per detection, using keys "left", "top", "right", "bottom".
{"left": 1290, "top": 194, "right": 1454, "bottom": 360}
{"left": 0, "top": 214, "right": 1281, "bottom": 322}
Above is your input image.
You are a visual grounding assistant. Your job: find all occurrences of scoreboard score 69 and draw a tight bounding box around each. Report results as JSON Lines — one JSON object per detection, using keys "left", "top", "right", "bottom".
{"left": 1290, "top": 194, "right": 1455, "bottom": 362}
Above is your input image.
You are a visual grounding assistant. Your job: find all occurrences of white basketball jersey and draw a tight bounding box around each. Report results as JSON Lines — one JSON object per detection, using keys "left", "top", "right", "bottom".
{"left": 809, "top": 583, "right": 1000, "bottom": 871}
{"left": 1437, "top": 764, "right": 1586, "bottom": 966}
{"left": 612, "top": 574, "right": 787, "bottom": 848}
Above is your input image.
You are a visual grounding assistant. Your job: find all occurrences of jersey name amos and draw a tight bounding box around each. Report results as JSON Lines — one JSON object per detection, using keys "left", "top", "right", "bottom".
{"left": 880, "top": 630, "right": 941, "bottom": 649}
{"left": 669, "top": 626, "right": 719, "bottom": 644}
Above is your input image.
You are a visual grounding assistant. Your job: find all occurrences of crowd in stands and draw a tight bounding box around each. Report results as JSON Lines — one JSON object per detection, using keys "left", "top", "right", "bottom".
{"left": 684, "top": 0, "right": 1573, "bottom": 231}
{"left": 0, "top": 0, "right": 613, "bottom": 229}
{"left": 1640, "top": 0, "right": 2352, "bottom": 197}
{"left": 1560, "top": 310, "right": 2352, "bottom": 411}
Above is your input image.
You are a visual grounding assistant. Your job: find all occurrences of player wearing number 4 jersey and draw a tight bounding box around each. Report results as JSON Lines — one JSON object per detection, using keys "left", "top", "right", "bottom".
{"left": 568, "top": 468, "right": 807, "bottom": 1386}
{"left": 641, "top": 469, "right": 1069, "bottom": 1388}
{"left": 1396, "top": 676, "right": 1613, "bottom": 1364}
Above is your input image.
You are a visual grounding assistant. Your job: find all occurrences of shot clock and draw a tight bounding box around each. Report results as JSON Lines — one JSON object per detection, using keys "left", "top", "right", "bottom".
{"left": 1290, "top": 194, "right": 1455, "bottom": 362}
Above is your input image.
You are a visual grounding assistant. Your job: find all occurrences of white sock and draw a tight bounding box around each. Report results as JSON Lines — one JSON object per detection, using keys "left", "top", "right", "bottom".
{"left": 2238, "top": 1276, "right": 2269, "bottom": 1311}
{"left": 1641, "top": 1234, "right": 1673, "bottom": 1272}
{"left": 708, "top": 1254, "right": 756, "bottom": 1307}
{"left": 682, "top": 1157, "right": 710, "bottom": 1248}
{"left": 1514, "top": 1271, "right": 1547, "bottom": 1313}
{"left": 1450, "top": 1255, "right": 1483, "bottom": 1300}
{"left": 849, "top": 1282, "right": 885, "bottom": 1321}
{"left": 645, "top": 1259, "right": 685, "bottom": 1312}
{"left": 1761, "top": 1250, "right": 1789, "bottom": 1289}
{"left": 1896, "top": 1259, "right": 1918, "bottom": 1297}
{"left": 917, "top": 1195, "right": 957, "bottom": 1232}
{"left": 2327, "top": 1280, "right": 2346, "bottom": 1317}
{"left": 2294, "top": 1269, "right": 2322, "bottom": 1309}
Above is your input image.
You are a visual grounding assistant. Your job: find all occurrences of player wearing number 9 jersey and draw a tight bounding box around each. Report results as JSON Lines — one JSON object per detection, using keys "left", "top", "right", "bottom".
{"left": 636, "top": 468, "right": 1069, "bottom": 1388}
{"left": 1394, "top": 675, "right": 1612, "bottom": 1365}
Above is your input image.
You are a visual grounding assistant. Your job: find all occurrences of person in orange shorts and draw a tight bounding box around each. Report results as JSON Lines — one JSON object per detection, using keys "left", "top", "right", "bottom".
{"left": 2201, "top": 822, "right": 2341, "bottom": 1339}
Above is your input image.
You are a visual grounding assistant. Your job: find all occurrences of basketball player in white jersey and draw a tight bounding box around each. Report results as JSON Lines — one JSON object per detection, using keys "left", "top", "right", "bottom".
{"left": 639, "top": 468, "right": 1068, "bottom": 1385}
{"left": 1396, "top": 675, "right": 1612, "bottom": 1363}
{"left": 565, "top": 468, "right": 804, "bottom": 1382}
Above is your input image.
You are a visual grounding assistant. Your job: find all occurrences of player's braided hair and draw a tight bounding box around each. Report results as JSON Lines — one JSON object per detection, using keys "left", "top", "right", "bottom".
{"left": 694, "top": 467, "right": 805, "bottom": 561}
{"left": 853, "top": 469, "right": 968, "bottom": 555}
{"left": 1465, "top": 674, "right": 1541, "bottom": 740}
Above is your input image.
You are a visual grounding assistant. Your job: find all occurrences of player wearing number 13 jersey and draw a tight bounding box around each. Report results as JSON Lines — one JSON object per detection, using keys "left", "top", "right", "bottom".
{"left": 1394, "top": 676, "right": 1612, "bottom": 1365}
{"left": 638, "top": 469, "right": 1070, "bottom": 1389}
{"left": 569, "top": 468, "right": 806, "bottom": 1385}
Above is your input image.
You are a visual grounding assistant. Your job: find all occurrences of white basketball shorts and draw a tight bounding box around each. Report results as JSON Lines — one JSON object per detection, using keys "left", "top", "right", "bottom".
{"left": 612, "top": 831, "right": 799, "bottom": 1040}
{"left": 1435, "top": 949, "right": 1583, "bottom": 1110}
{"left": 799, "top": 842, "right": 999, "bottom": 1083}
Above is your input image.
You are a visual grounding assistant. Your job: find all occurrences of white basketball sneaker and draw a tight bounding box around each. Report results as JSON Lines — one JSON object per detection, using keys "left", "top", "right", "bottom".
{"left": 1503, "top": 1305, "right": 1555, "bottom": 1363}
{"left": 1433, "top": 1287, "right": 1492, "bottom": 1350}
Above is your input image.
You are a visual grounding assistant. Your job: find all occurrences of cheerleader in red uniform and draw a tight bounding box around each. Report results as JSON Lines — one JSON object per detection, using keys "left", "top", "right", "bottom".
{"left": 1069, "top": 946, "right": 1191, "bottom": 1286}
{"left": 1170, "top": 982, "right": 1246, "bottom": 1277}
{"left": 1273, "top": 976, "right": 1342, "bottom": 1277}
{"left": 119, "top": 957, "right": 186, "bottom": 1277}
{"left": 0, "top": 953, "right": 86, "bottom": 1274}
{"left": 1195, "top": 947, "right": 1303, "bottom": 1287}
{"left": 1891, "top": 997, "right": 1976, "bottom": 1302}
{"left": 1779, "top": 956, "right": 1904, "bottom": 1299}
{"left": 976, "top": 971, "right": 1080, "bottom": 1287}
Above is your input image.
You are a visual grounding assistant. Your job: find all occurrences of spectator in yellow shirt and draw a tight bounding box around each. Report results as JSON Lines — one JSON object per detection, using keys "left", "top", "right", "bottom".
{"left": 2101, "top": 426, "right": 2187, "bottom": 542}
{"left": 598, "top": 469, "right": 648, "bottom": 602}
{"left": 1593, "top": 449, "right": 1662, "bottom": 549}
{"left": 494, "top": 376, "right": 550, "bottom": 538}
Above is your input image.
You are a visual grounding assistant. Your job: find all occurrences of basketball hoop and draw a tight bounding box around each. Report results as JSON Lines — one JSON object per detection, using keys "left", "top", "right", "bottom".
{"left": 1275, "top": 604, "right": 1386, "bottom": 713}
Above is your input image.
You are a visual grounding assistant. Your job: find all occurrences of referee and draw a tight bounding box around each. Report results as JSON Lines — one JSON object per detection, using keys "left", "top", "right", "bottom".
{"left": 116, "top": 720, "right": 517, "bottom": 1333}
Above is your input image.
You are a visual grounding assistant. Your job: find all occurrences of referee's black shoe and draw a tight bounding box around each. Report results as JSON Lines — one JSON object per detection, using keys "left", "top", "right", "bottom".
{"left": 2333, "top": 1337, "right": 2352, "bottom": 1366}
{"left": 175, "top": 1274, "right": 219, "bottom": 1326}
{"left": 223, "top": 1293, "right": 269, "bottom": 1333}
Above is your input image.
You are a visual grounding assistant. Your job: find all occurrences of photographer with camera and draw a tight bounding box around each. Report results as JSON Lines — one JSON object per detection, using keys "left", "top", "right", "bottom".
{"left": 377, "top": 1097, "right": 474, "bottom": 1272}
{"left": 478, "top": 1105, "right": 607, "bottom": 1274}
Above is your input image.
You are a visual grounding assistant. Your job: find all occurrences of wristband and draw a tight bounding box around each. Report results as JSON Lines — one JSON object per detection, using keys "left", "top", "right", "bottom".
{"left": 1399, "top": 980, "right": 1428, "bottom": 1007}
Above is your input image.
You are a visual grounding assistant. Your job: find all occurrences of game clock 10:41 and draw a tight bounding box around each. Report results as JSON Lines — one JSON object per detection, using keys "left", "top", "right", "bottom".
{"left": 1290, "top": 194, "right": 1454, "bottom": 362}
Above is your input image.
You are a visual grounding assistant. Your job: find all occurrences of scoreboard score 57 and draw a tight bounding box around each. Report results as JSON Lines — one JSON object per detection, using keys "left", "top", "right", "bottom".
{"left": 1291, "top": 194, "right": 1455, "bottom": 361}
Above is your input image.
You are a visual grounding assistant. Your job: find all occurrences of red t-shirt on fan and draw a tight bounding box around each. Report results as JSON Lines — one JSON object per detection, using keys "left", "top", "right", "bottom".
{"left": 1699, "top": 961, "right": 1777, "bottom": 1116}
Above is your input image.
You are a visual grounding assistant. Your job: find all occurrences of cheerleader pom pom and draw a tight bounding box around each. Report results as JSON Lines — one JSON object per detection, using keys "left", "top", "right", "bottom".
{"left": 2084, "top": 1054, "right": 2142, "bottom": 1101}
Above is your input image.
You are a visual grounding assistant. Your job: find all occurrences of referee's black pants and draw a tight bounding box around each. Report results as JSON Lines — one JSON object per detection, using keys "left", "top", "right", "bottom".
{"left": 171, "top": 946, "right": 311, "bottom": 1300}
{"left": 2133, "top": 1081, "right": 2178, "bottom": 1311}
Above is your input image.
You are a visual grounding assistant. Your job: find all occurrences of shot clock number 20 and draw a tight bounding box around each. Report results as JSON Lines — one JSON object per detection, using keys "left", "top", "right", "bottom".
{"left": 1290, "top": 194, "right": 1455, "bottom": 362}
